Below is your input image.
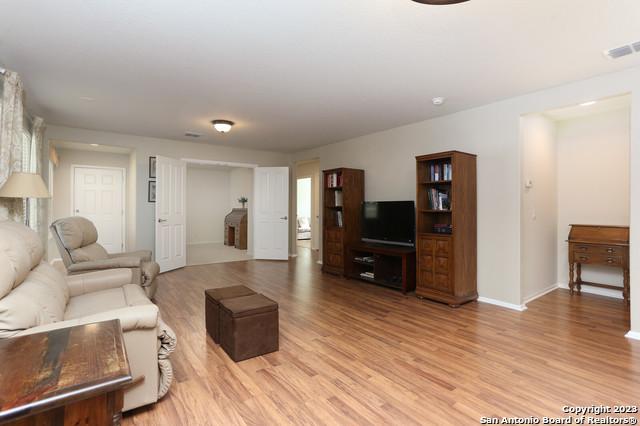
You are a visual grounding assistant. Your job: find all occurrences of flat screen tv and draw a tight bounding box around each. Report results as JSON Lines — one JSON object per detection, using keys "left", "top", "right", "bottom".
{"left": 361, "top": 201, "right": 415, "bottom": 247}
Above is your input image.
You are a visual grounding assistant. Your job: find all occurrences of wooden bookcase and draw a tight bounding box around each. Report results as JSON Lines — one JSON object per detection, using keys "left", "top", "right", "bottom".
{"left": 322, "top": 168, "right": 364, "bottom": 276}
{"left": 415, "top": 151, "right": 477, "bottom": 307}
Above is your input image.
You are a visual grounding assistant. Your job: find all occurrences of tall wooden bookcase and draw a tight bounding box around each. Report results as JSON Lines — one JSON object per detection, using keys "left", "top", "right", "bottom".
{"left": 322, "top": 168, "right": 364, "bottom": 276}
{"left": 415, "top": 151, "right": 477, "bottom": 307}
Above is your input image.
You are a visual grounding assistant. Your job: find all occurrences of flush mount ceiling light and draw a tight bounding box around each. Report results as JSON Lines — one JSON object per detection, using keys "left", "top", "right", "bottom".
{"left": 432, "top": 97, "right": 446, "bottom": 106}
{"left": 411, "top": 0, "right": 470, "bottom": 4}
{"left": 211, "top": 119, "right": 235, "bottom": 133}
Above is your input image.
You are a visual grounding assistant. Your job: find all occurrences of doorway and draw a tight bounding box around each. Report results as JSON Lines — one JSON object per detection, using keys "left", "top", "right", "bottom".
{"left": 520, "top": 93, "right": 631, "bottom": 308}
{"left": 295, "top": 159, "right": 320, "bottom": 252}
{"left": 72, "top": 165, "right": 125, "bottom": 253}
{"left": 185, "top": 162, "right": 254, "bottom": 266}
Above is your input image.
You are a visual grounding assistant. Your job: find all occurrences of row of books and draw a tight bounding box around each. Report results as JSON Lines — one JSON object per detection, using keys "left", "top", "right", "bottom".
{"left": 326, "top": 172, "right": 343, "bottom": 188}
{"left": 332, "top": 210, "right": 343, "bottom": 227}
{"left": 427, "top": 188, "right": 450, "bottom": 211}
{"left": 333, "top": 191, "right": 343, "bottom": 207}
{"left": 432, "top": 224, "right": 453, "bottom": 234}
{"left": 429, "top": 163, "right": 452, "bottom": 182}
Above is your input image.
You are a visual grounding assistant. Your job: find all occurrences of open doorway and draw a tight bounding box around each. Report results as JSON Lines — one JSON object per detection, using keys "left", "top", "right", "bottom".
{"left": 295, "top": 159, "right": 320, "bottom": 251}
{"left": 185, "top": 161, "right": 254, "bottom": 266}
{"left": 520, "top": 94, "right": 631, "bottom": 311}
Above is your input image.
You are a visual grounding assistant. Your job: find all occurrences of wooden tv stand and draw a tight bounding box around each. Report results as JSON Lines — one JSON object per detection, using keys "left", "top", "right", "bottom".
{"left": 346, "top": 242, "right": 416, "bottom": 294}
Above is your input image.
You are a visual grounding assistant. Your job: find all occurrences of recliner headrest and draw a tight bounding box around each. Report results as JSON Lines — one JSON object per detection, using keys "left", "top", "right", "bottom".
{"left": 51, "top": 216, "right": 98, "bottom": 250}
{"left": 0, "top": 220, "right": 44, "bottom": 297}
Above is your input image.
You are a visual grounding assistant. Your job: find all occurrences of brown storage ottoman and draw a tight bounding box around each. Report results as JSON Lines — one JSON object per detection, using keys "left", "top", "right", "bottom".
{"left": 205, "top": 286, "right": 256, "bottom": 343}
{"left": 219, "top": 294, "right": 279, "bottom": 361}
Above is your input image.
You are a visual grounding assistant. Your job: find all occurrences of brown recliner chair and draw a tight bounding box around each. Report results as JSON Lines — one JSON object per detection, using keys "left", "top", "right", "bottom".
{"left": 50, "top": 216, "right": 160, "bottom": 299}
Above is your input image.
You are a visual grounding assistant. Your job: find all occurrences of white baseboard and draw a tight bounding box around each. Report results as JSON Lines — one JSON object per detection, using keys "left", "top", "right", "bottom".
{"left": 188, "top": 240, "right": 223, "bottom": 246}
{"left": 625, "top": 331, "right": 640, "bottom": 341}
{"left": 477, "top": 296, "right": 528, "bottom": 312}
{"left": 316, "top": 260, "right": 323, "bottom": 265}
{"left": 556, "top": 281, "right": 623, "bottom": 299}
{"left": 523, "top": 284, "right": 559, "bottom": 305}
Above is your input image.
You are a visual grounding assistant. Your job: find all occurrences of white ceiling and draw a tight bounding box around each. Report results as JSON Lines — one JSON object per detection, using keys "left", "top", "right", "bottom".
{"left": 543, "top": 94, "right": 631, "bottom": 122}
{"left": 1, "top": 0, "right": 640, "bottom": 152}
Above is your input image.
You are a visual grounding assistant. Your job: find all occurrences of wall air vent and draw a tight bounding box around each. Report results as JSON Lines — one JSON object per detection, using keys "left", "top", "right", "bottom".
{"left": 184, "top": 132, "right": 202, "bottom": 138}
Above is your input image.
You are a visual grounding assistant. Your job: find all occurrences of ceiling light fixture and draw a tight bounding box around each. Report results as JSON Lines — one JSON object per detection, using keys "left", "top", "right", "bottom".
{"left": 411, "top": 0, "right": 470, "bottom": 5}
{"left": 90, "top": 143, "right": 99, "bottom": 147}
{"left": 579, "top": 101, "right": 597, "bottom": 107}
{"left": 211, "top": 120, "right": 235, "bottom": 134}
{"left": 432, "top": 97, "right": 446, "bottom": 106}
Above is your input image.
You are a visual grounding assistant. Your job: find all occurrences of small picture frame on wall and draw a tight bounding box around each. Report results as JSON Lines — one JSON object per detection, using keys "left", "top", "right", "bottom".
{"left": 148, "top": 181, "right": 156, "bottom": 203}
{"left": 149, "top": 156, "right": 157, "bottom": 178}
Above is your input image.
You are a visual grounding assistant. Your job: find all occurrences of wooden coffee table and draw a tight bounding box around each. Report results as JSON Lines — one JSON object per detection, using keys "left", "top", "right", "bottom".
{"left": 0, "top": 320, "right": 132, "bottom": 425}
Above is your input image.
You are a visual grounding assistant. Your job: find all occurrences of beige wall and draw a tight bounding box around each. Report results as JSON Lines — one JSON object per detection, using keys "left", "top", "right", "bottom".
{"left": 50, "top": 148, "right": 131, "bottom": 257}
{"left": 556, "top": 108, "right": 630, "bottom": 297}
{"left": 520, "top": 114, "right": 558, "bottom": 302}
{"left": 229, "top": 168, "right": 252, "bottom": 209}
{"left": 293, "top": 66, "right": 640, "bottom": 322}
{"left": 186, "top": 167, "right": 230, "bottom": 245}
{"left": 46, "top": 126, "right": 290, "bottom": 254}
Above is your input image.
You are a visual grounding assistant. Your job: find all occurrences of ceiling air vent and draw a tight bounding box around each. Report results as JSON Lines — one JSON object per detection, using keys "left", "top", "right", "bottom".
{"left": 184, "top": 132, "right": 202, "bottom": 138}
{"left": 605, "top": 45, "right": 634, "bottom": 59}
{"left": 633, "top": 41, "right": 640, "bottom": 52}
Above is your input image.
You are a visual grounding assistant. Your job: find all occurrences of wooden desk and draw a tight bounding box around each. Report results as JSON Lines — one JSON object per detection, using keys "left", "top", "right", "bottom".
{"left": 0, "top": 320, "right": 132, "bottom": 426}
{"left": 567, "top": 224, "right": 630, "bottom": 307}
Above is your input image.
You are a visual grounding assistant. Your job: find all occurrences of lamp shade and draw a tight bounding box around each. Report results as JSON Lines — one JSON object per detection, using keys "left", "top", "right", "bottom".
{"left": 0, "top": 172, "right": 50, "bottom": 198}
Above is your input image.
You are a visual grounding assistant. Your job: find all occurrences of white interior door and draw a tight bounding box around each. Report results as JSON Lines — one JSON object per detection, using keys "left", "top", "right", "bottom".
{"left": 73, "top": 166, "right": 124, "bottom": 253}
{"left": 155, "top": 156, "right": 186, "bottom": 272}
{"left": 254, "top": 167, "right": 289, "bottom": 260}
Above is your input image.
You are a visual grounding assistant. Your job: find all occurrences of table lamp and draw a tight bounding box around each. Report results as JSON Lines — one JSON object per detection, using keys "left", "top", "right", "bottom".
{"left": 0, "top": 172, "right": 50, "bottom": 226}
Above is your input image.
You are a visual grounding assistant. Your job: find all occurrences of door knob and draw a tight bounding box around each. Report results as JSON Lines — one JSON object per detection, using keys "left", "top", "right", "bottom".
{"left": 280, "top": 216, "right": 288, "bottom": 220}
{"left": 158, "top": 219, "right": 167, "bottom": 223}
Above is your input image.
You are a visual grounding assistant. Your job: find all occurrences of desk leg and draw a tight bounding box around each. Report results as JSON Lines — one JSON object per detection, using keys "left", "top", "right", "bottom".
{"left": 569, "top": 262, "right": 575, "bottom": 294}
{"left": 576, "top": 263, "right": 582, "bottom": 294}
{"left": 624, "top": 268, "right": 630, "bottom": 308}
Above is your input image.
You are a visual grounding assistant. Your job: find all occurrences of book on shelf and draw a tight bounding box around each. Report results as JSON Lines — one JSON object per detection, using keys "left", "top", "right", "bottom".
{"left": 429, "top": 163, "right": 452, "bottom": 182}
{"left": 335, "top": 210, "right": 343, "bottom": 227}
{"left": 433, "top": 223, "right": 453, "bottom": 234}
{"left": 326, "top": 172, "right": 343, "bottom": 188}
{"left": 334, "top": 191, "right": 343, "bottom": 207}
{"left": 427, "top": 188, "right": 450, "bottom": 210}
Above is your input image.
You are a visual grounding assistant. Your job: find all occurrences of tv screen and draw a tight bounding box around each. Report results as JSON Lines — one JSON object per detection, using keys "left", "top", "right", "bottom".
{"left": 361, "top": 201, "right": 415, "bottom": 247}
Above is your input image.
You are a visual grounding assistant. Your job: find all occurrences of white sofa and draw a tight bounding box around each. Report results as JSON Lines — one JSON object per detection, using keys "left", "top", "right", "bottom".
{"left": 0, "top": 220, "right": 175, "bottom": 411}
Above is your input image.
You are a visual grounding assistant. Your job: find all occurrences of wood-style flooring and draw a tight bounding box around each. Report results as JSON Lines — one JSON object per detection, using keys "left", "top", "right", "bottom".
{"left": 124, "top": 247, "right": 640, "bottom": 425}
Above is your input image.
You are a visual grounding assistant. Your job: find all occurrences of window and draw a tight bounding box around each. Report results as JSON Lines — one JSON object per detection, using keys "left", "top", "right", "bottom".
{"left": 21, "top": 117, "right": 38, "bottom": 229}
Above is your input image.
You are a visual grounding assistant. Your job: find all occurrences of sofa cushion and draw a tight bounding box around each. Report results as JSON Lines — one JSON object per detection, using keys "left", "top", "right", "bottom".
{"left": 52, "top": 217, "right": 99, "bottom": 250}
{"left": 0, "top": 263, "right": 69, "bottom": 338}
{"left": 64, "top": 284, "right": 151, "bottom": 320}
{"left": 0, "top": 221, "right": 45, "bottom": 296}
{"left": 70, "top": 243, "right": 109, "bottom": 262}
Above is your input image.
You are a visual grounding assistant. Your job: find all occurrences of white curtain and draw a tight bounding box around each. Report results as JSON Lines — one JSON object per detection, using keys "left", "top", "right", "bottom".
{"left": 0, "top": 71, "right": 25, "bottom": 221}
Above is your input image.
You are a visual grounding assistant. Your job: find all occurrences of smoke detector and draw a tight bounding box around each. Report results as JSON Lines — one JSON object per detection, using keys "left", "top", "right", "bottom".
{"left": 432, "top": 97, "right": 446, "bottom": 106}
{"left": 604, "top": 41, "right": 640, "bottom": 59}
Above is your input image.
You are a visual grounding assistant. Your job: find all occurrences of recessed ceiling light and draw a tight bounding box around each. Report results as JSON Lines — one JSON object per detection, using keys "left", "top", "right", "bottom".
{"left": 411, "top": 0, "right": 470, "bottom": 4}
{"left": 90, "top": 143, "right": 99, "bottom": 147}
{"left": 432, "top": 97, "right": 446, "bottom": 106}
{"left": 211, "top": 120, "right": 235, "bottom": 134}
{"left": 579, "top": 101, "right": 597, "bottom": 107}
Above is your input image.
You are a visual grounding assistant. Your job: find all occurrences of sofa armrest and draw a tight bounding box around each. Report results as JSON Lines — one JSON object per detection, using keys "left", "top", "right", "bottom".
{"left": 66, "top": 268, "right": 135, "bottom": 297}
{"left": 67, "top": 257, "right": 142, "bottom": 273}
{"left": 17, "top": 305, "right": 160, "bottom": 336}
{"left": 109, "top": 250, "right": 152, "bottom": 262}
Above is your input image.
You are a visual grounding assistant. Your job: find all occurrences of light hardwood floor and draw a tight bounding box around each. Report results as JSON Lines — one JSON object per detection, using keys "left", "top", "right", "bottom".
{"left": 125, "top": 247, "right": 640, "bottom": 425}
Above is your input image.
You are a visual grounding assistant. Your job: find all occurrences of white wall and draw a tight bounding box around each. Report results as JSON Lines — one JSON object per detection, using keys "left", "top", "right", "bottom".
{"left": 297, "top": 177, "right": 311, "bottom": 219}
{"left": 556, "top": 108, "right": 630, "bottom": 296}
{"left": 186, "top": 167, "right": 230, "bottom": 245}
{"left": 50, "top": 148, "right": 131, "bottom": 256}
{"left": 229, "top": 168, "right": 252, "bottom": 209}
{"left": 520, "top": 114, "right": 558, "bottom": 302}
{"left": 292, "top": 66, "right": 640, "bottom": 326}
{"left": 45, "top": 126, "right": 290, "bottom": 253}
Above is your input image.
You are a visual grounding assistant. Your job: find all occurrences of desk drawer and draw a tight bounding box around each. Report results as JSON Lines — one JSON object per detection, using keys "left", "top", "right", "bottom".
{"left": 573, "top": 253, "right": 623, "bottom": 266}
{"left": 572, "top": 244, "right": 626, "bottom": 256}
